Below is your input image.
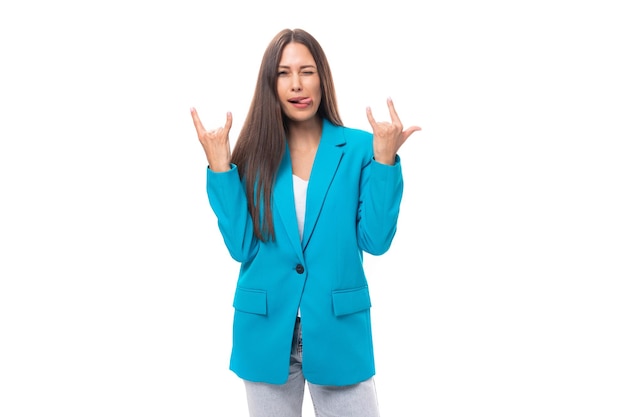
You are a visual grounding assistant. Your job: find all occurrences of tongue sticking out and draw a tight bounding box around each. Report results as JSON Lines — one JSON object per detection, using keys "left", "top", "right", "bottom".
{"left": 290, "top": 98, "right": 312, "bottom": 105}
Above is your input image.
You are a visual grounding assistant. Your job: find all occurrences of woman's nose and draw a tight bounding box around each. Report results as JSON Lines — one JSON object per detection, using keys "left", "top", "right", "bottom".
{"left": 290, "top": 75, "right": 302, "bottom": 91}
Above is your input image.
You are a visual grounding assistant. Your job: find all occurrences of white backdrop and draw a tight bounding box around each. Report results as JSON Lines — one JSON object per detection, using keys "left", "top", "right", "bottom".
{"left": 1, "top": 0, "right": 625, "bottom": 416}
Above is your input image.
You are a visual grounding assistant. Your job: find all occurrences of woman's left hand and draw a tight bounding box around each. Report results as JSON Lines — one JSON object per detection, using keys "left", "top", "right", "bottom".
{"left": 366, "top": 97, "right": 421, "bottom": 165}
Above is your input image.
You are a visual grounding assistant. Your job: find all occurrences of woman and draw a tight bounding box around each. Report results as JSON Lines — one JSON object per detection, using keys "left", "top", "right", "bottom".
{"left": 191, "top": 28, "right": 420, "bottom": 417}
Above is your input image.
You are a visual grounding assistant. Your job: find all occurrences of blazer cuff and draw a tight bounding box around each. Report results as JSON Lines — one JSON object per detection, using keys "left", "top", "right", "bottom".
{"left": 372, "top": 154, "right": 401, "bottom": 168}
{"left": 207, "top": 163, "right": 237, "bottom": 173}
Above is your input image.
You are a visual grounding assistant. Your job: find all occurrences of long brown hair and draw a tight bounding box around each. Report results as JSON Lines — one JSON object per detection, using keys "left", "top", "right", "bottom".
{"left": 231, "top": 28, "right": 342, "bottom": 241}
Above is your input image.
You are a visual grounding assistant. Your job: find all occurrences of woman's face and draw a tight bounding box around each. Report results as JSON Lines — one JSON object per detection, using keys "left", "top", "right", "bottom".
{"left": 276, "top": 42, "right": 322, "bottom": 124}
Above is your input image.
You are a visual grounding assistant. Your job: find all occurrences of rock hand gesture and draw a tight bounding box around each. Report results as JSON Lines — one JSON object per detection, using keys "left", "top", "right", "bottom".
{"left": 190, "top": 107, "right": 233, "bottom": 173}
{"left": 366, "top": 98, "right": 421, "bottom": 165}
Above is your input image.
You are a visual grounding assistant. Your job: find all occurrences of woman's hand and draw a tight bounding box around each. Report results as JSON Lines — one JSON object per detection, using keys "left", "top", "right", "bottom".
{"left": 366, "top": 98, "right": 421, "bottom": 165}
{"left": 190, "top": 107, "right": 233, "bottom": 172}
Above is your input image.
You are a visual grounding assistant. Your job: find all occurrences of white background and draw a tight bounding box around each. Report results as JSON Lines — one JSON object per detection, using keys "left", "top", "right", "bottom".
{"left": 1, "top": 0, "right": 625, "bottom": 416}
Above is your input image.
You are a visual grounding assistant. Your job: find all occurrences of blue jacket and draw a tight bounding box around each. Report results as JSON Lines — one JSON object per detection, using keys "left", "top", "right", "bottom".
{"left": 206, "top": 119, "right": 404, "bottom": 385}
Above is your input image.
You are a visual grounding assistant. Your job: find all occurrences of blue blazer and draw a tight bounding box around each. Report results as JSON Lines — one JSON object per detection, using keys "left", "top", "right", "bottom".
{"left": 206, "top": 118, "right": 403, "bottom": 385}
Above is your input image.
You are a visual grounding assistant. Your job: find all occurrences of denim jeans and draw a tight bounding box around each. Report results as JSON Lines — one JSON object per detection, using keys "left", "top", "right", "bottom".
{"left": 244, "top": 317, "right": 381, "bottom": 417}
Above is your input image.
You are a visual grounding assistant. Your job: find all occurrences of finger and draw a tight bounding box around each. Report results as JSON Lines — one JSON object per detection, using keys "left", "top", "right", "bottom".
{"left": 402, "top": 125, "right": 422, "bottom": 141}
{"left": 365, "top": 106, "right": 376, "bottom": 128}
{"left": 224, "top": 111, "right": 233, "bottom": 133}
{"left": 190, "top": 107, "right": 206, "bottom": 134}
{"left": 386, "top": 97, "right": 401, "bottom": 124}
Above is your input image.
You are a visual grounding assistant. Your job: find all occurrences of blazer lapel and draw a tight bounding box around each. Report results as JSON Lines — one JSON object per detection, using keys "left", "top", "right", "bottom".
{"left": 302, "top": 120, "right": 346, "bottom": 251}
{"left": 274, "top": 145, "right": 304, "bottom": 257}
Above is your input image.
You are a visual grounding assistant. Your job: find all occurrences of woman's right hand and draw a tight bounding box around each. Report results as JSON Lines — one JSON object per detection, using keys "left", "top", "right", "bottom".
{"left": 190, "top": 107, "right": 233, "bottom": 172}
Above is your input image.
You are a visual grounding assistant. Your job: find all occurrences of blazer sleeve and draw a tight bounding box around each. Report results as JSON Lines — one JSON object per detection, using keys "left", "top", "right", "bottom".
{"left": 206, "top": 165, "right": 259, "bottom": 262}
{"left": 356, "top": 155, "right": 404, "bottom": 255}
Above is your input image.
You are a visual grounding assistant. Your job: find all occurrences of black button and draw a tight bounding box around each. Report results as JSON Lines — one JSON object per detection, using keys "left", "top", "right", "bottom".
{"left": 295, "top": 264, "right": 305, "bottom": 274}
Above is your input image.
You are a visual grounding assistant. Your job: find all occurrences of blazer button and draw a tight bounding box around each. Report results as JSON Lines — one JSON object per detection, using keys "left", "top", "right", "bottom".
{"left": 295, "top": 264, "right": 305, "bottom": 274}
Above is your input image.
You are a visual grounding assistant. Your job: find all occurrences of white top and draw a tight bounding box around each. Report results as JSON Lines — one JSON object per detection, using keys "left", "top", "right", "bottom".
{"left": 292, "top": 174, "right": 308, "bottom": 241}
{"left": 293, "top": 175, "right": 308, "bottom": 318}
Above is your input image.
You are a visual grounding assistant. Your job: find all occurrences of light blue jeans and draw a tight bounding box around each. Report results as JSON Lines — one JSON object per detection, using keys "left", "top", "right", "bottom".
{"left": 244, "top": 317, "right": 381, "bottom": 417}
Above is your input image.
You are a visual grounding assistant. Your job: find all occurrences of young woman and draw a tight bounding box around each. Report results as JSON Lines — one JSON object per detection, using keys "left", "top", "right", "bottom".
{"left": 191, "top": 28, "right": 420, "bottom": 417}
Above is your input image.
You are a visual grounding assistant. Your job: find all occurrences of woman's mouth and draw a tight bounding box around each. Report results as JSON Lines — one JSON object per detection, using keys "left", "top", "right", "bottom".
{"left": 288, "top": 97, "right": 312, "bottom": 108}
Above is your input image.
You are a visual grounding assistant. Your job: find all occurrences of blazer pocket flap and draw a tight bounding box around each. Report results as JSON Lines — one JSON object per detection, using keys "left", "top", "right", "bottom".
{"left": 233, "top": 287, "right": 267, "bottom": 315}
{"left": 332, "top": 286, "right": 371, "bottom": 317}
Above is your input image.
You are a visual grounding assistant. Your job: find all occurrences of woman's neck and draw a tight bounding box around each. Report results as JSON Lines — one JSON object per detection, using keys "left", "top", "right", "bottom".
{"left": 287, "top": 117, "right": 323, "bottom": 150}
{"left": 287, "top": 117, "right": 322, "bottom": 181}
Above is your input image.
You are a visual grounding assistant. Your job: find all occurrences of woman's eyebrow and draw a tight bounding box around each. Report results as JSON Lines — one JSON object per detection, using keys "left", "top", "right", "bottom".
{"left": 277, "top": 64, "right": 317, "bottom": 69}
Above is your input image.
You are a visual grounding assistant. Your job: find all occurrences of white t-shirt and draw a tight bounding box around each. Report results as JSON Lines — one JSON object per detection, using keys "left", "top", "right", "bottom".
{"left": 293, "top": 174, "right": 308, "bottom": 241}
{"left": 293, "top": 175, "right": 308, "bottom": 318}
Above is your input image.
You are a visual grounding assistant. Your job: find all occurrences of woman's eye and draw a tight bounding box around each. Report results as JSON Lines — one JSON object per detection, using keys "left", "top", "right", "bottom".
{"left": 278, "top": 71, "right": 288, "bottom": 76}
